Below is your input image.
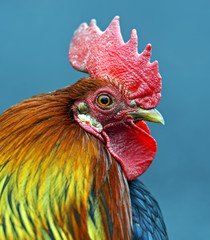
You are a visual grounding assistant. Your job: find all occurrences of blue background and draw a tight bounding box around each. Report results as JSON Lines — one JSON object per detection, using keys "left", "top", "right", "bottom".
{"left": 0, "top": 0, "right": 209, "bottom": 239}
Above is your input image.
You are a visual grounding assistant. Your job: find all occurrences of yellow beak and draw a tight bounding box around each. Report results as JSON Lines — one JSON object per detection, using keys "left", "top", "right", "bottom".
{"left": 128, "top": 108, "right": 165, "bottom": 125}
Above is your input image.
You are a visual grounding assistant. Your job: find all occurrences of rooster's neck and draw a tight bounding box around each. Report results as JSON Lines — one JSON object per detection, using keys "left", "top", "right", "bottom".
{"left": 0, "top": 91, "right": 132, "bottom": 239}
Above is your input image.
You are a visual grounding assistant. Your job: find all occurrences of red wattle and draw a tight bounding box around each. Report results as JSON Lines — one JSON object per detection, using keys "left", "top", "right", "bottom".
{"left": 102, "top": 120, "right": 157, "bottom": 181}
{"left": 135, "top": 120, "right": 151, "bottom": 135}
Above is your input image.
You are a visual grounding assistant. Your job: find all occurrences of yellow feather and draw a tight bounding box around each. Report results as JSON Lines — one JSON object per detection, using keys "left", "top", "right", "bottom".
{"left": 0, "top": 79, "right": 132, "bottom": 239}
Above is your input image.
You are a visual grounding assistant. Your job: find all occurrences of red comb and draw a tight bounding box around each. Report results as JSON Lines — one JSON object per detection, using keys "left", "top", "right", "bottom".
{"left": 69, "top": 16, "right": 161, "bottom": 109}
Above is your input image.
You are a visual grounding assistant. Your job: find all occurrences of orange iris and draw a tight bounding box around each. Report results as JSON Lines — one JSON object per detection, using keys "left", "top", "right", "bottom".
{"left": 97, "top": 95, "right": 111, "bottom": 107}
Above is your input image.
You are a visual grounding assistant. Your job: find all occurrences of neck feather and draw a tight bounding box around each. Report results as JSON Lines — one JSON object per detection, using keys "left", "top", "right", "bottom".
{"left": 0, "top": 83, "right": 132, "bottom": 239}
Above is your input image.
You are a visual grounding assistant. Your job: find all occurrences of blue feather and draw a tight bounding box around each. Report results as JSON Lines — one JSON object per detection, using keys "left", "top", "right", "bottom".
{"left": 129, "top": 178, "right": 169, "bottom": 240}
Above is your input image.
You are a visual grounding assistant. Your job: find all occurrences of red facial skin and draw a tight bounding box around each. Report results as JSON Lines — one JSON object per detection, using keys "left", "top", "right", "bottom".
{"left": 73, "top": 86, "right": 157, "bottom": 181}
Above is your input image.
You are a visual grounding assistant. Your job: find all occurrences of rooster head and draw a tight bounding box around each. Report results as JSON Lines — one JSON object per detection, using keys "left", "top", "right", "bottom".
{"left": 69, "top": 16, "right": 164, "bottom": 181}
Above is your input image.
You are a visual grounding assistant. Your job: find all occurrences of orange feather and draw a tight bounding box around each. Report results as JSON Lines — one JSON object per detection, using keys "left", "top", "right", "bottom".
{"left": 0, "top": 78, "right": 132, "bottom": 239}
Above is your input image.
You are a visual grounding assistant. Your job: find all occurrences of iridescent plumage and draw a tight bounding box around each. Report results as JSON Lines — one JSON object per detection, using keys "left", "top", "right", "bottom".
{"left": 0, "top": 79, "right": 132, "bottom": 239}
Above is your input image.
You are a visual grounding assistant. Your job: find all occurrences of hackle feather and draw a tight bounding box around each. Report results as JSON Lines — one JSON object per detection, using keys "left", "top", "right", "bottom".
{"left": 0, "top": 78, "right": 132, "bottom": 240}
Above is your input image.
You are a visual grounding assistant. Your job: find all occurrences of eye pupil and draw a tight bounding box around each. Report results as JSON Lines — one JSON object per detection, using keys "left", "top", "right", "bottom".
{"left": 100, "top": 96, "right": 109, "bottom": 105}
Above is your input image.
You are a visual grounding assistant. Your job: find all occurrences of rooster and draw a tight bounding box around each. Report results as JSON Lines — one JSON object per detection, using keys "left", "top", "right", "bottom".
{"left": 0, "top": 16, "right": 168, "bottom": 239}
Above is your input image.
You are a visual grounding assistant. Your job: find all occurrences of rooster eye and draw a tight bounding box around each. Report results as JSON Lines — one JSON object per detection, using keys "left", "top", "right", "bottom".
{"left": 97, "top": 95, "right": 113, "bottom": 107}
